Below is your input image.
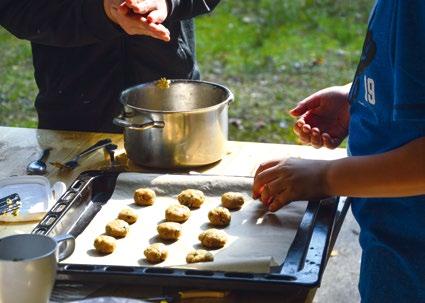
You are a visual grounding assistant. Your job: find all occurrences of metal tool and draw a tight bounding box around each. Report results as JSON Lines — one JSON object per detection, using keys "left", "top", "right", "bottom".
{"left": 26, "top": 148, "right": 52, "bottom": 175}
{"left": 0, "top": 193, "right": 22, "bottom": 216}
{"left": 50, "top": 139, "right": 114, "bottom": 170}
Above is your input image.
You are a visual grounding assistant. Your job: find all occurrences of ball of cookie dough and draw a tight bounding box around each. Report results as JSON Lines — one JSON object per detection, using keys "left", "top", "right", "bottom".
{"left": 94, "top": 235, "right": 116, "bottom": 254}
{"left": 105, "top": 219, "right": 130, "bottom": 238}
{"left": 198, "top": 228, "right": 227, "bottom": 249}
{"left": 134, "top": 188, "right": 156, "bottom": 206}
{"left": 118, "top": 208, "right": 138, "bottom": 224}
{"left": 144, "top": 243, "right": 168, "bottom": 264}
{"left": 186, "top": 249, "right": 214, "bottom": 264}
{"left": 165, "top": 204, "right": 191, "bottom": 223}
{"left": 177, "top": 189, "right": 205, "bottom": 209}
{"left": 208, "top": 207, "right": 231, "bottom": 227}
{"left": 221, "top": 192, "right": 245, "bottom": 210}
{"left": 157, "top": 222, "right": 182, "bottom": 241}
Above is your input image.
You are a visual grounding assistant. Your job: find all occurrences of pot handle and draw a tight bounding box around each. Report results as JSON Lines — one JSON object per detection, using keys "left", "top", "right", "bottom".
{"left": 113, "top": 117, "right": 165, "bottom": 130}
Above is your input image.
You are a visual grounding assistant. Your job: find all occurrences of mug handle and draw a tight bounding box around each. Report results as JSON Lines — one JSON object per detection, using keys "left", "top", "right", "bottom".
{"left": 53, "top": 234, "right": 75, "bottom": 262}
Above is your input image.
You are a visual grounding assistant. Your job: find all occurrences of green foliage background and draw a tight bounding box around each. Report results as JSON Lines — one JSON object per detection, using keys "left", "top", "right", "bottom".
{"left": 0, "top": 0, "right": 373, "bottom": 143}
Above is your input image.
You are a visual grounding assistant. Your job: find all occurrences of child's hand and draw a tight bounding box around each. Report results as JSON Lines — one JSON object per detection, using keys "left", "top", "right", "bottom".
{"left": 290, "top": 85, "right": 351, "bottom": 149}
{"left": 252, "top": 157, "right": 329, "bottom": 212}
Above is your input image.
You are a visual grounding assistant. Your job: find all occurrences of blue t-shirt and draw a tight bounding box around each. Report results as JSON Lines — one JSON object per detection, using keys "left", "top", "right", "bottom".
{"left": 348, "top": 1, "right": 425, "bottom": 302}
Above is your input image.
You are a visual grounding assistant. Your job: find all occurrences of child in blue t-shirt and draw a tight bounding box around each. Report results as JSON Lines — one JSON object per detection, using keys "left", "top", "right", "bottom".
{"left": 252, "top": 1, "right": 425, "bottom": 302}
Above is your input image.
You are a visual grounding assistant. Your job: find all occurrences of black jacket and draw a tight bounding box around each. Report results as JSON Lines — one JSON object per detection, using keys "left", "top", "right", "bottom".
{"left": 0, "top": 0, "right": 220, "bottom": 132}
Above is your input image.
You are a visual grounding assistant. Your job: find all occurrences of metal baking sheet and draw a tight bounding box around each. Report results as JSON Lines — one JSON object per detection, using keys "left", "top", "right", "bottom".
{"left": 63, "top": 173, "right": 307, "bottom": 273}
{"left": 33, "top": 171, "right": 342, "bottom": 292}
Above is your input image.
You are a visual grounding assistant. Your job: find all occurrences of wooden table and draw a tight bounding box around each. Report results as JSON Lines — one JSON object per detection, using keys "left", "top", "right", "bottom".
{"left": 0, "top": 126, "right": 347, "bottom": 302}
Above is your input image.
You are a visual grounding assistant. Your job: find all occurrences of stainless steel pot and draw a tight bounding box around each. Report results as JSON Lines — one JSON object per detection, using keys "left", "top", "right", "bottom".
{"left": 113, "top": 80, "right": 234, "bottom": 168}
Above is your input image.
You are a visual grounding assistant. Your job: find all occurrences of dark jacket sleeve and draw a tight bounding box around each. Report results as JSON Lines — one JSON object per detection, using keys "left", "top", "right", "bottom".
{"left": 0, "top": 0, "right": 123, "bottom": 47}
{"left": 166, "top": 0, "right": 221, "bottom": 21}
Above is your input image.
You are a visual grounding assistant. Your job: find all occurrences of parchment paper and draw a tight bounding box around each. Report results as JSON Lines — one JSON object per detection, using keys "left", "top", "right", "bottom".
{"left": 64, "top": 173, "right": 307, "bottom": 273}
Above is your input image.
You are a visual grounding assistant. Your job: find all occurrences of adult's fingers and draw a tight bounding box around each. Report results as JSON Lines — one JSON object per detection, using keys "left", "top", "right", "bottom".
{"left": 268, "top": 190, "right": 291, "bottom": 212}
{"left": 125, "top": 0, "right": 156, "bottom": 15}
{"left": 147, "top": 9, "right": 166, "bottom": 23}
{"left": 145, "top": 22, "right": 170, "bottom": 41}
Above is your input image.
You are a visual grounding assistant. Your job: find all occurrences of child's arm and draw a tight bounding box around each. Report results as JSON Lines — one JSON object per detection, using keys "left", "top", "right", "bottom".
{"left": 327, "top": 136, "right": 425, "bottom": 198}
{"left": 253, "top": 137, "right": 425, "bottom": 212}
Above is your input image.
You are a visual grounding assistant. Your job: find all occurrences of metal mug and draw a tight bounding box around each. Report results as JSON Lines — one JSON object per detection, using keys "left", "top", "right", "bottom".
{"left": 0, "top": 233, "right": 75, "bottom": 303}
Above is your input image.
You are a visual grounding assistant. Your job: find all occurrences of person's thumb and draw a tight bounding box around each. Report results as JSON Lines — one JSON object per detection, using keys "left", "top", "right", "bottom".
{"left": 147, "top": 9, "right": 166, "bottom": 24}
{"left": 289, "top": 94, "right": 321, "bottom": 117}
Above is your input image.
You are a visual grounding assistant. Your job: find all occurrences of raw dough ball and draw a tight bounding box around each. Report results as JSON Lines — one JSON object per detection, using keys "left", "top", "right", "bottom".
{"left": 221, "top": 192, "right": 245, "bottom": 210}
{"left": 134, "top": 188, "right": 156, "bottom": 206}
{"left": 165, "top": 204, "right": 191, "bottom": 223}
{"left": 199, "top": 228, "right": 227, "bottom": 249}
{"left": 118, "top": 208, "right": 138, "bottom": 224}
{"left": 144, "top": 243, "right": 168, "bottom": 264}
{"left": 157, "top": 222, "right": 182, "bottom": 241}
{"left": 186, "top": 249, "right": 214, "bottom": 264}
{"left": 208, "top": 207, "right": 231, "bottom": 227}
{"left": 94, "top": 235, "right": 116, "bottom": 254}
{"left": 105, "top": 219, "right": 130, "bottom": 238}
{"left": 177, "top": 189, "right": 205, "bottom": 209}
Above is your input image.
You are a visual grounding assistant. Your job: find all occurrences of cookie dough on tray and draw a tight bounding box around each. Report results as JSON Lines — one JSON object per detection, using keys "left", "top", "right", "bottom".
{"left": 94, "top": 235, "right": 116, "bottom": 254}
{"left": 105, "top": 219, "right": 130, "bottom": 238}
{"left": 134, "top": 188, "right": 156, "bottom": 206}
{"left": 177, "top": 189, "right": 205, "bottom": 209}
{"left": 186, "top": 249, "right": 214, "bottom": 263}
{"left": 221, "top": 192, "right": 245, "bottom": 210}
{"left": 118, "top": 208, "right": 138, "bottom": 224}
{"left": 165, "top": 204, "right": 191, "bottom": 223}
{"left": 199, "top": 228, "right": 227, "bottom": 249}
{"left": 144, "top": 243, "right": 168, "bottom": 264}
{"left": 208, "top": 207, "right": 231, "bottom": 227}
{"left": 157, "top": 222, "right": 182, "bottom": 241}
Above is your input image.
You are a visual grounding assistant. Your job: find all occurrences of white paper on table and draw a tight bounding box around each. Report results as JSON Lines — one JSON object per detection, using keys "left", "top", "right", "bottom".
{"left": 63, "top": 173, "right": 307, "bottom": 273}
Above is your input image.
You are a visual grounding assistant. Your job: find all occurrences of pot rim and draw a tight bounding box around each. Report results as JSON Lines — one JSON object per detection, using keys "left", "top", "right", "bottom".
{"left": 120, "top": 79, "right": 234, "bottom": 114}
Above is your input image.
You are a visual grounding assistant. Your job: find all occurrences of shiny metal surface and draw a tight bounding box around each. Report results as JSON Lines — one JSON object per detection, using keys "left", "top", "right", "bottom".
{"left": 115, "top": 80, "right": 233, "bottom": 168}
{"left": 0, "top": 234, "right": 75, "bottom": 303}
{"left": 26, "top": 148, "right": 51, "bottom": 175}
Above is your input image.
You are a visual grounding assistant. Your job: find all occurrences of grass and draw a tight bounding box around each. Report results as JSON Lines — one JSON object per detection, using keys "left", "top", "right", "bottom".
{"left": 0, "top": 0, "right": 373, "bottom": 143}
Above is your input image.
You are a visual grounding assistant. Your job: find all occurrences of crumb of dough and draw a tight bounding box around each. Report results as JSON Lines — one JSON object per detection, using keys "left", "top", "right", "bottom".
{"left": 94, "top": 235, "right": 116, "bottom": 254}
{"left": 177, "top": 189, "right": 205, "bottom": 209}
{"left": 144, "top": 243, "right": 168, "bottom": 263}
{"left": 221, "top": 192, "right": 245, "bottom": 210}
{"left": 115, "top": 152, "right": 129, "bottom": 166}
{"left": 198, "top": 228, "right": 227, "bottom": 249}
{"left": 208, "top": 207, "right": 231, "bottom": 227}
{"left": 134, "top": 188, "right": 156, "bottom": 206}
{"left": 165, "top": 204, "right": 191, "bottom": 223}
{"left": 155, "top": 77, "right": 171, "bottom": 89}
{"left": 157, "top": 222, "right": 182, "bottom": 241}
{"left": 105, "top": 219, "right": 130, "bottom": 238}
{"left": 186, "top": 249, "right": 214, "bottom": 263}
{"left": 118, "top": 208, "right": 138, "bottom": 224}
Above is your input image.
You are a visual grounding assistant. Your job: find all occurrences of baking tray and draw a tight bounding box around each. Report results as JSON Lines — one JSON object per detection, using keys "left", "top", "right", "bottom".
{"left": 32, "top": 170, "right": 344, "bottom": 293}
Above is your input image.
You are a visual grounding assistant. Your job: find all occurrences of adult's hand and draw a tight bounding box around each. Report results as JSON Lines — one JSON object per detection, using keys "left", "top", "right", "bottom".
{"left": 290, "top": 84, "right": 351, "bottom": 149}
{"left": 252, "top": 157, "right": 329, "bottom": 212}
{"left": 124, "top": 0, "right": 168, "bottom": 24}
{"left": 104, "top": 0, "right": 170, "bottom": 42}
